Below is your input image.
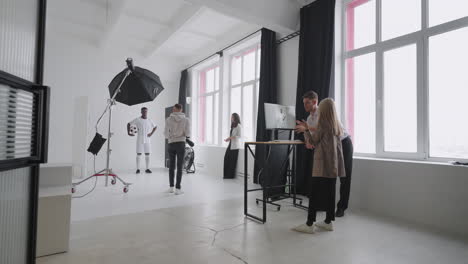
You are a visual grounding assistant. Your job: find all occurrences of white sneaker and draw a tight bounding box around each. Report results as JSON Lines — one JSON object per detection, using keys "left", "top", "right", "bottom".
{"left": 175, "top": 188, "right": 184, "bottom": 195}
{"left": 292, "top": 223, "right": 315, "bottom": 234}
{"left": 316, "top": 221, "right": 333, "bottom": 231}
{"left": 166, "top": 187, "right": 175, "bottom": 193}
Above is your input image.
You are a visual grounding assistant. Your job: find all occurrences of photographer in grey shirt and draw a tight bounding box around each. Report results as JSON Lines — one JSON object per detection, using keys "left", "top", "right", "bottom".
{"left": 164, "top": 103, "right": 191, "bottom": 195}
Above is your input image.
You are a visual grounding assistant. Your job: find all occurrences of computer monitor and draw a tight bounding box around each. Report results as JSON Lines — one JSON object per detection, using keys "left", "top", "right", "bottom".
{"left": 264, "top": 103, "right": 296, "bottom": 129}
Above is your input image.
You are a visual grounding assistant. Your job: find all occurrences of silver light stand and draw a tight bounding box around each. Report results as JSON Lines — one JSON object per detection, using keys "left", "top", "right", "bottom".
{"left": 72, "top": 70, "right": 132, "bottom": 193}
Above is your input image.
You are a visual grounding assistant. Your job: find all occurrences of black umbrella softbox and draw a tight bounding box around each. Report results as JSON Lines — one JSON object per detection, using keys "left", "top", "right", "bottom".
{"left": 108, "top": 66, "right": 164, "bottom": 106}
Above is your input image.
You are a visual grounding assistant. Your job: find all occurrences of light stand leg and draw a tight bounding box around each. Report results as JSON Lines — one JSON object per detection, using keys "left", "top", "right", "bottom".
{"left": 104, "top": 100, "right": 113, "bottom": 186}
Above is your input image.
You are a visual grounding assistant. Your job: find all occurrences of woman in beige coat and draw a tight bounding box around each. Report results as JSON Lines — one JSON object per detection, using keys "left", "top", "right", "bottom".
{"left": 293, "top": 98, "right": 346, "bottom": 234}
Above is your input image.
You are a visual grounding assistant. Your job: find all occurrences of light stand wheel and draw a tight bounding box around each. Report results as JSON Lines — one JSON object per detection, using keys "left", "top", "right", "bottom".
{"left": 71, "top": 187, "right": 76, "bottom": 193}
{"left": 123, "top": 186, "right": 129, "bottom": 193}
{"left": 111, "top": 179, "right": 116, "bottom": 185}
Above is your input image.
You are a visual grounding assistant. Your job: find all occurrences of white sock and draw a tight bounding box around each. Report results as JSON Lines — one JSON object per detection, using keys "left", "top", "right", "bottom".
{"left": 136, "top": 155, "right": 141, "bottom": 170}
{"left": 145, "top": 155, "right": 150, "bottom": 170}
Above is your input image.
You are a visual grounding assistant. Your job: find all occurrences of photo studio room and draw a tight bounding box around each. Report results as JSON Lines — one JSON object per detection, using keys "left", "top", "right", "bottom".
{"left": 1, "top": 0, "right": 468, "bottom": 263}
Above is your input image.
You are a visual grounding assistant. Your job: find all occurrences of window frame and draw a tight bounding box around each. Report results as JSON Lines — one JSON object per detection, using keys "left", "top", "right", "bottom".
{"left": 341, "top": 0, "right": 468, "bottom": 162}
{"left": 228, "top": 44, "right": 261, "bottom": 146}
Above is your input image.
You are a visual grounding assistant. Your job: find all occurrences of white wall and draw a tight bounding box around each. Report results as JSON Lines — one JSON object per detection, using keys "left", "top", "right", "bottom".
{"left": 71, "top": 96, "right": 89, "bottom": 178}
{"left": 277, "top": 36, "right": 299, "bottom": 107}
{"left": 194, "top": 145, "right": 255, "bottom": 179}
{"left": 351, "top": 158, "right": 468, "bottom": 238}
{"left": 193, "top": 146, "right": 225, "bottom": 176}
{"left": 44, "top": 33, "right": 182, "bottom": 176}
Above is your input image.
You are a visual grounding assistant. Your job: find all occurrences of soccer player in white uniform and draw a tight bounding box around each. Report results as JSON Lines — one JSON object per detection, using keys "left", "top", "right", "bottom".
{"left": 127, "top": 107, "right": 157, "bottom": 174}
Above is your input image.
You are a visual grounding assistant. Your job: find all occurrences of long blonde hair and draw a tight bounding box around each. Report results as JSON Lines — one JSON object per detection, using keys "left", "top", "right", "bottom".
{"left": 317, "top": 98, "right": 343, "bottom": 137}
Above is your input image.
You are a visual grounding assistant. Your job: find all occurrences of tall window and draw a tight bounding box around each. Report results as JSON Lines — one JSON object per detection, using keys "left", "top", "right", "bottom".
{"left": 197, "top": 65, "right": 220, "bottom": 145}
{"left": 191, "top": 36, "right": 261, "bottom": 147}
{"left": 343, "top": 0, "right": 468, "bottom": 160}
{"left": 230, "top": 45, "right": 261, "bottom": 143}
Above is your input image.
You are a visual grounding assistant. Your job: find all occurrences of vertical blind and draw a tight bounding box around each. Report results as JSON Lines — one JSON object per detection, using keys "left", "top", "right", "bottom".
{"left": 0, "top": 84, "right": 36, "bottom": 160}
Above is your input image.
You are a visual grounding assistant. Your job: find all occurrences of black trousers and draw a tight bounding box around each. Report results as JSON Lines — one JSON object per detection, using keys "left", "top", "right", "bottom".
{"left": 223, "top": 144, "right": 239, "bottom": 179}
{"left": 337, "top": 137, "right": 354, "bottom": 210}
{"left": 307, "top": 177, "right": 337, "bottom": 225}
{"left": 168, "top": 142, "right": 185, "bottom": 189}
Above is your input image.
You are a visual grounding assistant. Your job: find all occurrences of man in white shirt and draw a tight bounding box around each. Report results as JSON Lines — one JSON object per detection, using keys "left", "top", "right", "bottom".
{"left": 295, "top": 91, "right": 354, "bottom": 217}
{"left": 127, "top": 107, "right": 157, "bottom": 174}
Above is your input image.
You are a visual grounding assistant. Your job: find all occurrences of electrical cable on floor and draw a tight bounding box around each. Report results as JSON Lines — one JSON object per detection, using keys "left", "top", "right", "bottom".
{"left": 72, "top": 117, "right": 106, "bottom": 199}
{"left": 72, "top": 155, "right": 98, "bottom": 199}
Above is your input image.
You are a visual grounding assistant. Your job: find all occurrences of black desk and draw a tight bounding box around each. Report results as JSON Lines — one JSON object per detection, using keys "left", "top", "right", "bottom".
{"left": 244, "top": 140, "right": 307, "bottom": 223}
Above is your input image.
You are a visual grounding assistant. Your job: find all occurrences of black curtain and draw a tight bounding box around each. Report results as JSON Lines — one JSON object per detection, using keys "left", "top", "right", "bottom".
{"left": 253, "top": 28, "right": 278, "bottom": 184}
{"left": 295, "top": 0, "right": 336, "bottom": 194}
{"left": 178, "top": 69, "right": 189, "bottom": 116}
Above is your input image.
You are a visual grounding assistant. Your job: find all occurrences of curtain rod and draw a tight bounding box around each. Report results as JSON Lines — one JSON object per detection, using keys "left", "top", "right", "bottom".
{"left": 186, "top": 28, "right": 262, "bottom": 70}
{"left": 276, "top": 30, "right": 300, "bottom": 44}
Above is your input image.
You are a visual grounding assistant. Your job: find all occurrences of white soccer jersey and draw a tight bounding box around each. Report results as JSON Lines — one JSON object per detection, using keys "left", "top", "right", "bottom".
{"left": 130, "top": 117, "right": 156, "bottom": 145}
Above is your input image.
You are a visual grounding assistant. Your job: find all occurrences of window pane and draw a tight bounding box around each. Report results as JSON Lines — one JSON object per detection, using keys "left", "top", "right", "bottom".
{"left": 429, "top": 27, "right": 468, "bottom": 159}
{"left": 346, "top": 53, "right": 376, "bottom": 153}
{"left": 382, "top": 0, "right": 421, "bottom": 41}
{"left": 255, "top": 81, "right": 259, "bottom": 138}
{"left": 199, "top": 71, "right": 206, "bottom": 94}
{"left": 206, "top": 68, "right": 214, "bottom": 93}
{"left": 346, "top": 0, "right": 376, "bottom": 50}
{"left": 256, "top": 48, "right": 261, "bottom": 79}
{"left": 429, "top": 0, "right": 468, "bottom": 27}
{"left": 214, "top": 67, "right": 220, "bottom": 91}
{"left": 231, "top": 56, "right": 241, "bottom": 85}
{"left": 214, "top": 93, "right": 219, "bottom": 144}
{"left": 231, "top": 86, "right": 241, "bottom": 118}
{"left": 243, "top": 85, "right": 254, "bottom": 142}
{"left": 243, "top": 50, "right": 256, "bottom": 82}
{"left": 206, "top": 95, "right": 213, "bottom": 144}
{"left": 198, "top": 96, "right": 206, "bottom": 143}
{"left": 256, "top": 80, "right": 260, "bottom": 114}
{"left": 383, "top": 44, "right": 417, "bottom": 152}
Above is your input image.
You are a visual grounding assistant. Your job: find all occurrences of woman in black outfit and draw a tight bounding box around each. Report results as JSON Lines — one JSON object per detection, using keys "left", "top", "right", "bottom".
{"left": 223, "top": 113, "right": 242, "bottom": 179}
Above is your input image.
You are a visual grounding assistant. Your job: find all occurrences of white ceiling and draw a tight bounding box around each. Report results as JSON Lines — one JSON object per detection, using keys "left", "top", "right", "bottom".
{"left": 46, "top": 0, "right": 302, "bottom": 64}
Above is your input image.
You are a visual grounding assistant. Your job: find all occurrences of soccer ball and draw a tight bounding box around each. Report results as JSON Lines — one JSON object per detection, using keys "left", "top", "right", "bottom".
{"left": 129, "top": 125, "right": 138, "bottom": 135}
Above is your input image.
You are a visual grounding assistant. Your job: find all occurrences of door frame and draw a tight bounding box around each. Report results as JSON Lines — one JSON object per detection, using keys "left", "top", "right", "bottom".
{"left": 0, "top": 0, "right": 48, "bottom": 262}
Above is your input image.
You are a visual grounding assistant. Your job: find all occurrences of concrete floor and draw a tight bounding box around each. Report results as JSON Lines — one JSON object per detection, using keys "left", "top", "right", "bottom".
{"left": 37, "top": 167, "right": 468, "bottom": 264}
{"left": 70, "top": 167, "right": 247, "bottom": 221}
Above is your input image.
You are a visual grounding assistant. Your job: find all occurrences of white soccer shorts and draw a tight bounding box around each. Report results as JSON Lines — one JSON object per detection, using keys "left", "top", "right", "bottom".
{"left": 136, "top": 143, "right": 151, "bottom": 154}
